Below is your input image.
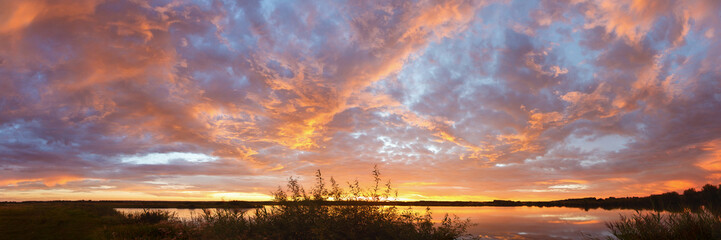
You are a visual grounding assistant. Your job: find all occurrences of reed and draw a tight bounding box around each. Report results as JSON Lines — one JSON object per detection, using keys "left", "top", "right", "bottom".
{"left": 606, "top": 208, "right": 721, "bottom": 240}
{"left": 190, "top": 166, "right": 474, "bottom": 239}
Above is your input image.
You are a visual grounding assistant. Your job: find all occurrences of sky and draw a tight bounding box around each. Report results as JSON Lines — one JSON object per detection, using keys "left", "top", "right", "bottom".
{"left": 1, "top": 0, "right": 720, "bottom": 202}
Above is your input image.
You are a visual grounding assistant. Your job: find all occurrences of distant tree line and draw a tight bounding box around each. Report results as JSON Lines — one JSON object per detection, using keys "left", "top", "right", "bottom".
{"left": 491, "top": 184, "right": 721, "bottom": 212}
{"left": 9, "top": 182, "right": 721, "bottom": 214}
{"left": 312, "top": 183, "right": 721, "bottom": 212}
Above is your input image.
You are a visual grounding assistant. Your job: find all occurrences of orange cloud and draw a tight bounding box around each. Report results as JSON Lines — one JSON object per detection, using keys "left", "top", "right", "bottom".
{"left": 695, "top": 139, "right": 721, "bottom": 171}
{"left": 0, "top": 2, "right": 43, "bottom": 34}
{"left": 663, "top": 180, "right": 696, "bottom": 191}
{"left": 0, "top": 0, "right": 102, "bottom": 34}
{"left": 1, "top": 176, "right": 84, "bottom": 187}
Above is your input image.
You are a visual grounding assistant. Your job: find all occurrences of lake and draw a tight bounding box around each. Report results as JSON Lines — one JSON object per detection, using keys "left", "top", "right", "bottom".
{"left": 116, "top": 206, "right": 651, "bottom": 239}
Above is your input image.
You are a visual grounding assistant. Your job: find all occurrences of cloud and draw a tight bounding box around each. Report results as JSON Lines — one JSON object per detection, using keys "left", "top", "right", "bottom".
{"left": 1, "top": 0, "right": 721, "bottom": 201}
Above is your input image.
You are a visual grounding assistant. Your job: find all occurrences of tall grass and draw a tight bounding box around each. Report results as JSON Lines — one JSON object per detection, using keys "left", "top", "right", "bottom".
{"left": 105, "top": 208, "right": 194, "bottom": 239}
{"left": 0, "top": 202, "right": 125, "bottom": 239}
{"left": 125, "top": 209, "right": 177, "bottom": 224}
{"left": 190, "top": 166, "right": 474, "bottom": 239}
{"left": 102, "top": 166, "right": 473, "bottom": 239}
{"left": 606, "top": 209, "right": 721, "bottom": 240}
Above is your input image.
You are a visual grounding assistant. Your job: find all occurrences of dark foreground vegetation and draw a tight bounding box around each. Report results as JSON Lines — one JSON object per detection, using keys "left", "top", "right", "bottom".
{"left": 604, "top": 209, "right": 721, "bottom": 240}
{"left": 0, "top": 201, "right": 122, "bottom": 239}
{"left": 596, "top": 184, "right": 721, "bottom": 240}
{"left": 0, "top": 167, "right": 472, "bottom": 240}
{"left": 187, "top": 167, "right": 472, "bottom": 239}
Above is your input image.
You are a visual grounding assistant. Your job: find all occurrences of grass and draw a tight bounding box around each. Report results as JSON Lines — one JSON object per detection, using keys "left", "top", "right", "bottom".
{"left": 605, "top": 208, "right": 721, "bottom": 240}
{"left": 188, "top": 205, "right": 470, "bottom": 239}
{"left": 0, "top": 202, "right": 195, "bottom": 240}
{"left": 0, "top": 202, "right": 123, "bottom": 240}
{"left": 126, "top": 209, "right": 177, "bottom": 224}
{"left": 187, "top": 167, "right": 474, "bottom": 239}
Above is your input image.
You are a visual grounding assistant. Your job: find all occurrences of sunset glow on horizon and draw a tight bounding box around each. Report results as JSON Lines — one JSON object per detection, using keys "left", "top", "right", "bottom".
{"left": 1, "top": 0, "right": 721, "bottom": 202}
